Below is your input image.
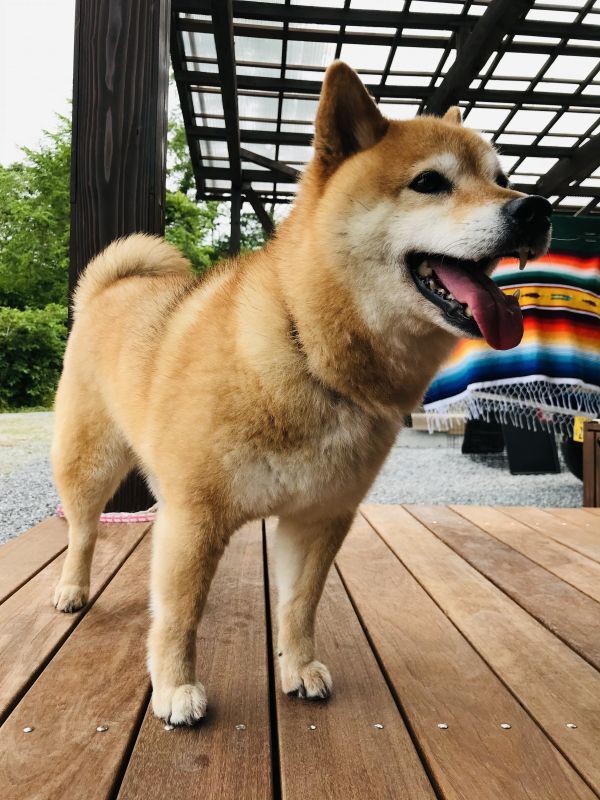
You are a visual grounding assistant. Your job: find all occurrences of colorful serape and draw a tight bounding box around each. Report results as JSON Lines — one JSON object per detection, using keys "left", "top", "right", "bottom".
{"left": 423, "top": 217, "right": 600, "bottom": 435}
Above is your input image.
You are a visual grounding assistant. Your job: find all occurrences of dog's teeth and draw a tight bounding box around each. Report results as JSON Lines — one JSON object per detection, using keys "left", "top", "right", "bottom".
{"left": 447, "top": 292, "right": 455, "bottom": 301}
{"left": 519, "top": 249, "right": 528, "bottom": 270}
{"left": 465, "top": 306, "right": 473, "bottom": 317}
{"left": 418, "top": 262, "right": 433, "bottom": 277}
{"left": 513, "top": 288, "right": 520, "bottom": 300}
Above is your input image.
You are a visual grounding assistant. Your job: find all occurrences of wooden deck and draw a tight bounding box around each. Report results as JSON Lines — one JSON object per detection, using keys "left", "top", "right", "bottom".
{"left": 1, "top": 505, "right": 599, "bottom": 799}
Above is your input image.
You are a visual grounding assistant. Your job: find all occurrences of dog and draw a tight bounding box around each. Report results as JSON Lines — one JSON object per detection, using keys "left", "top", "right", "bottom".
{"left": 51, "top": 61, "right": 551, "bottom": 726}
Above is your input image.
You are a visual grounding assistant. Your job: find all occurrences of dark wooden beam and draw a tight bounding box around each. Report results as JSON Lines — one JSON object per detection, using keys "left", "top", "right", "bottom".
{"left": 244, "top": 183, "right": 275, "bottom": 236}
{"left": 192, "top": 126, "right": 311, "bottom": 146}
{"left": 211, "top": 0, "right": 242, "bottom": 189}
{"left": 174, "top": 0, "right": 600, "bottom": 41}
{"left": 175, "top": 18, "right": 600, "bottom": 57}
{"left": 170, "top": 11, "right": 206, "bottom": 197}
{"left": 240, "top": 147, "right": 301, "bottom": 180}
{"left": 175, "top": 8, "right": 600, "bottom": 44}
{"left": 426, "top": 0, "right": 534, "bottom": 115}
{"left": 175, "top": 68, "right": 600, "bottom": 108}
{"left": 536, "top": 133, "right": 600, "bottom": 197}
{"left": 206, "top": 167, "right": 297, "bottom": 183}
{"left": 230, "top": 188, "right": 242, "bottom": 254}
{"left": 70, "top": 0, "right": 170, "bottom": 511}
{"left": 192, "top": 126, "right": 585, "bottom": 161}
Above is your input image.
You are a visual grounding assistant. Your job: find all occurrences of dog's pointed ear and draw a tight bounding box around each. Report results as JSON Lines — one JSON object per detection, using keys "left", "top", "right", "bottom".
{"left": 314, "top": 61, "right": 389, "bottom": 170}
{"left": 442, "top": 106, "right": 462, "bottom": 125}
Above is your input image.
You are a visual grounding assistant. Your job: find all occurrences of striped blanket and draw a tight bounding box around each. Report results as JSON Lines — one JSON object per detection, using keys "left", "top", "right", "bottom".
{"left": 423, "top": 216, "right": 600, "bottom": 434}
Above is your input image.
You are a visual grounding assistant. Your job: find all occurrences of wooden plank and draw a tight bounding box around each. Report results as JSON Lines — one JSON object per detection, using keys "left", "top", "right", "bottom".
{"left": 453, "top": 505, "right": 600, "bottom": 603}
{"left": 407, "top": 505, "right": 600, "bottom": 670}
{"left": 502, "top": 506, "right": 600, "bottom": 563}
{"left": 0, "top": 522, "right": 149, "bottom": 721}
{"left": 548, "top": 507, "right": 600, "bottom": 532}
{"left": 0, "top": 517, "right": 67, "bottom": 604}
{"left": 265, "top": 520, "right": 436, "bottom": 800}
{"left": 362, "top": 504, "right": 600, "bottom": 794}
{"left": 338, "top": 512, "right": 597, "bottom": 800}
{"left": 118, "top": 523, "right": 272, "bottom": 800}
{"left": 0, "top": 535, "right": 152, "bottom": 800}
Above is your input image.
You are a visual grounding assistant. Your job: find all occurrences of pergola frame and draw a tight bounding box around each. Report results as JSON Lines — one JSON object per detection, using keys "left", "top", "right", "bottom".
{"left": 170, "top": 0, "right": 600, "bottom": 213}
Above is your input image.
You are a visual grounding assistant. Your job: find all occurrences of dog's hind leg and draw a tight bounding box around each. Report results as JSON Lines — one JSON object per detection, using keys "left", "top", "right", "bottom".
{"left": 274, "top": 509, "right": 355, "bottom": 700}
{"left": 51, "top": 394, "right": 133, "bottom": 612}
{"left": 148, "top": 502, "right": 231, "bottom": 726}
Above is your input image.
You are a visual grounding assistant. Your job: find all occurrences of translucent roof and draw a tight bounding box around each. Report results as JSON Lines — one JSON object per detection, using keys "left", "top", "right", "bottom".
{"left": 172, "top": 0, "right": 600, "bottom": 212}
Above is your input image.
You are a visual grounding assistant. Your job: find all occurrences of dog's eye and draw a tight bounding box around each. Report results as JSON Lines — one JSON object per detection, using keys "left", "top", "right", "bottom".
{"left": 409, "top": 171, "right": 452, "bottom": 194}
{"left": 495, "top": 173, "right": 509, "bottom": 188}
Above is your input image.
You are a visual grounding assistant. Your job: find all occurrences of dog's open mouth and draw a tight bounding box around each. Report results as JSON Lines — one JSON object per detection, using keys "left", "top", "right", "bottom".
{"left": 408, "top": 253, "right": 524, "bottom": 350}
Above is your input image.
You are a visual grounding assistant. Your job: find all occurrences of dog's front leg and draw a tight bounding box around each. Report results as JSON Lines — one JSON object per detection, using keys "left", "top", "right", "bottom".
{"left": 148, "top": 504, "right": 229, "bottom": 726}
{"left": 274, "top": 510, "right": 354, "bottom": 700}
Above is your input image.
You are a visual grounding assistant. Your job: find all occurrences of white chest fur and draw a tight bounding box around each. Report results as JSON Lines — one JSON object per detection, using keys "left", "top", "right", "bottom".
{"left": 225, "top": 401, "right": 398, "bottom": 521}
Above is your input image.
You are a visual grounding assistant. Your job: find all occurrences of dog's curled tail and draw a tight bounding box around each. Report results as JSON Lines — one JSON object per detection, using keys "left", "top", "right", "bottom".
{"left": 73, "top": 233, "right": 192, "bottom": 315}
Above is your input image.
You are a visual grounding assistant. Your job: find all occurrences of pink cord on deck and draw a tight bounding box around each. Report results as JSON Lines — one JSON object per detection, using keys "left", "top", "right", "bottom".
{"left": 55, "top": 505, "right": 157, "bottom": 524}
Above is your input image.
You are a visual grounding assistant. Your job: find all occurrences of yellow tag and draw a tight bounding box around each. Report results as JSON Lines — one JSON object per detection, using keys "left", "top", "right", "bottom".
{"left": 573, "top": 416, "right": 586, "bottom": 443}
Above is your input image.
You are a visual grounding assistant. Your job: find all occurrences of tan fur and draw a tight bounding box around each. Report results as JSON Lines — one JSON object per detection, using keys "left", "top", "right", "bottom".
{"left": 52, "top": 62, "right": 532, "bottom": 725}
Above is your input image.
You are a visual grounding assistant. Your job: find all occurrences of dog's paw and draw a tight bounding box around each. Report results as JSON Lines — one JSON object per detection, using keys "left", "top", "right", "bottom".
{"left": 281, "top": 660, "right": 332, "bottom": 700}
{"left": 152, "top": 682, "right": 207, "bottom": 726}
{"left": 53, "top": 582, "right": 89, "bottom": 613}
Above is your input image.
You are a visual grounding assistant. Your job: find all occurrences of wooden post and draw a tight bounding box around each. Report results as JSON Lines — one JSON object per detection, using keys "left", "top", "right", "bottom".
{"left": 70, "top": 0, "right": 171, "bottom": 511}
{"left": 230, "top": 189, "right": 242, "bottom": 255}
{"left": 583, "top": 420, "right": 600, "bottom": 507}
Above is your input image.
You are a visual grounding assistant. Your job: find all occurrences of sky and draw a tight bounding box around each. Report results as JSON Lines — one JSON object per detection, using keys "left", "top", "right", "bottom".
{"left": 0, "top": 0, "right": 76, "bottom": 165}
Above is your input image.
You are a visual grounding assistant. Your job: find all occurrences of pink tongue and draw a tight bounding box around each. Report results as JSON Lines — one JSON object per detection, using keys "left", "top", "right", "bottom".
{"left": 432, "top": 261, "right": 523, "bottom": 350}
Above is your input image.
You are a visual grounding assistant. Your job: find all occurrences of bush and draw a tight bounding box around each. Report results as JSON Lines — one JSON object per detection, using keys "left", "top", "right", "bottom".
{"left": 0, "top": 304, "right": 67, "bottom": 409}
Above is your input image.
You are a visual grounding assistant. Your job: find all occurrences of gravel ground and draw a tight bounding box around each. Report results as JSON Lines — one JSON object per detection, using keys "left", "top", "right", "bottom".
{"left": 0, "top": 412, "right": 58, "bottom": 545}
{"left": 0, "top": 412, "right": 583, "bottom": 545}
{"left": 367, "top": 429, "right": 583, "bottom": 507}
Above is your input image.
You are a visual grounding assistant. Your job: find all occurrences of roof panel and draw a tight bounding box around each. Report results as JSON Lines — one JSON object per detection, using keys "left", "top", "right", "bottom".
{"left": 505, "top": 109, "right": 558, "bottom": 132}
{"left": 464, "top": 107, "right": 512, "bottom": 130}
{"left": 391, "top": 47, "right": 446, "bottom": 74}
{"left": 549, "top": 111, "right": 597, "bottom": 134}
{"left": 339, "top": 43, "right": 390, "bottom": 71}
{"left": 234, "top": 36, "right": 283, "bottom": 61}
{"left": 544, "top": 55, "right": 599, "bottom": 80}
{"left": 527, "top": 8, "right": 579, "bottom": 22}
{"left": 351, "top": 0, "right": 406, "bottom": 9}
{"left": 493, "top": 52, "right": 549, "bottom": 78}
{"left": 286, "top": 39, "right": 336, "bottom": 66}
{"left": 515, "top": 156, "right": 559, "bottom": 173}
{"left": 281, "top": 97, "right": 320, "bottom": 119}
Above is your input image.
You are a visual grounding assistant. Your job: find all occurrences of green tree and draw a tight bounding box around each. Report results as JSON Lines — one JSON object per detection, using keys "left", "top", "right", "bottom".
{"left": 0, "top": 116, "right": 71, "bottom": 309}
{"left": 0, "top": 304, "right": 68, "bottom": 409}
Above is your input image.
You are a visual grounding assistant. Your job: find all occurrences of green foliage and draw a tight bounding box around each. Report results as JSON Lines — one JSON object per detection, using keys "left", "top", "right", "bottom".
{"left": 165, "top": 192, "right": 226, "bottom": 273}
{"left": 0, "top": 116, "right": 71, "bottom": 309}
{"left": 167, "top": 117, "right": 196, "bottom": 196}
{"left": 0, "top": 304, "right": 68, "bottom": 409}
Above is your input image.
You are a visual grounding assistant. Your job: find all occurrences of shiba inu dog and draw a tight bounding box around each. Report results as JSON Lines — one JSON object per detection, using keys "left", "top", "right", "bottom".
{"left": 52, "top": 62, "right": 551, "bottom": 726}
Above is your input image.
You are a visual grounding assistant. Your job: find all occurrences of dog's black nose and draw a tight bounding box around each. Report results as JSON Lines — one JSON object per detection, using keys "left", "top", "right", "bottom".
{"left": 504, "top": 195, "right": 552, "bottom": 238}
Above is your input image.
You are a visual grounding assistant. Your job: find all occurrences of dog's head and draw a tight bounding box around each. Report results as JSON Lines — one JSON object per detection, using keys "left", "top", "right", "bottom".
{"left": 307, "top": 62, "right": 551, "bottom": 351}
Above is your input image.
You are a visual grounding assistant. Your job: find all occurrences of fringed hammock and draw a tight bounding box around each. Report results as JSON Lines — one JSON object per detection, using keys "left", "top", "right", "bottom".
{"left": 423, "top": 216, "right": 600, "bottom": 436}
